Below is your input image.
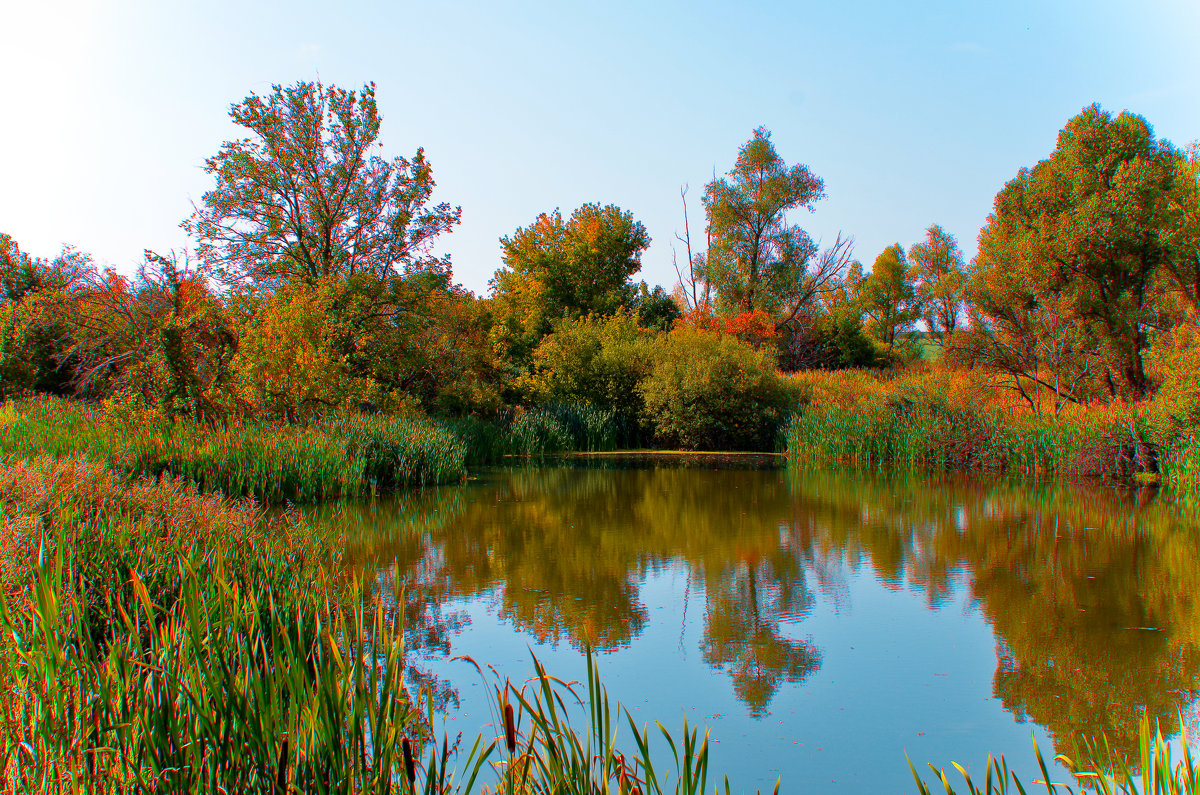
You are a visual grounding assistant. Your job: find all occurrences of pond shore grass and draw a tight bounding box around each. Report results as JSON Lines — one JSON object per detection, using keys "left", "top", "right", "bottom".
{"left": 779, "top": 368, "right": 1199, "bottom": 484}
{"left": 781, "top": 402, "right": 1135, "bottom": 478}
{"left": 0, "top": 454, "right": 760, "bottom": 794}
{"left": 2, "top": 448, "right": 1197, "bottom": 791}
{"left": 0, "top": 397, "right": 632, "bottom": 504}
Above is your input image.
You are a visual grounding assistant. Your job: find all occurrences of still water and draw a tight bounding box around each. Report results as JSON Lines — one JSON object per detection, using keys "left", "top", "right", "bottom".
{"left": 310, "top": 461, "right": 1200, "bottom": 792}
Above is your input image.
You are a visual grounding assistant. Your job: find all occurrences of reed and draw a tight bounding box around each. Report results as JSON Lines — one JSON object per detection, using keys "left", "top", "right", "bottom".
{"left": 780, "top": 381, "right": 1165, "bottom": 480}
{"left": 0, "top": 397, "right": 469, "bottom": 503}
{"left": 0, "top": 455, "right": 769, "bottom": 794}
{"left": 0, "top": 397, "right": 633, "bottom": 501}
{"left": 911, "top": 715, "right": 1198, "bottom": 794}
{"left": 782, "top": 402, "right": 1117, "bottom": 476}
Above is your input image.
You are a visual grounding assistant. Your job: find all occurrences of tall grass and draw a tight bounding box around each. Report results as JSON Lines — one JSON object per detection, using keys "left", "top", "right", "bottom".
{"left": 911, "top": 715, "right": 1198, "bottom": 794}
{"left": 779, "top": 368, "right": 1170, "bottom": 480}
{"left": 0, "top": 455, "right": 767, "bottom": 794}
{"left": 781, "top": 401, "right": 1139, "bottom": 478}
{"left": 0, "top": 397, "right": 633, "bottom": 502}
{"left": 0, "top": 397, "right": 468, "bottom": 503}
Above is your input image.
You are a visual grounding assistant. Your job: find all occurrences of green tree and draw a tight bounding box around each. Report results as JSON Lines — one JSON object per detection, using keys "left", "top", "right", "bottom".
{"left": 861, "top": 244, "right": 920, "bottom": 349}
{"left": 524, "top": 313, "right": 658, "bottom": 418}
{"left": 1163, "top": 143, "right": 1200, "bottom": 315}
{"left": 970, "top": 104, "right": 1181, "bottom": 400}
{"left": 702, "top": 127, "right": 825, "bottom": 315}
{"left": 188, "top": 80, "right": 460, "bottom": 287}
{"left": 490, "top": 203, "right": 650, "bottom": 361}
{"left": 908, "top": 224, "right": 966, "bottom": 340}
{"left": 632, "top": 281, "right": 682, "bottom": 331}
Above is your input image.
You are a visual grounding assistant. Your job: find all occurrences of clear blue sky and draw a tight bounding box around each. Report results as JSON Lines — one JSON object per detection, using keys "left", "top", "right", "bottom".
{"left": 3, "top": 0, "right": 1198, "bottom": 295}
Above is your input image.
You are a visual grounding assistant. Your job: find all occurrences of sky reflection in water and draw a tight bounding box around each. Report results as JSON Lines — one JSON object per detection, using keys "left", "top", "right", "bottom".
{"left": 310, "top": 463, "right": 1200, "bottom": 792}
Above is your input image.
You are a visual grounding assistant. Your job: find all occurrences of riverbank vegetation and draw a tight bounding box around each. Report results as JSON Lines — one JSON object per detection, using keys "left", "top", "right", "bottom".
{"left": 3, "top": 87, "right": 1200, "bottom": 475}
{"left": 0, "top": 455, "right": 743, "bottom": 793}
{"left": 3, "top": 77, "right": 1200, "bottom": 789}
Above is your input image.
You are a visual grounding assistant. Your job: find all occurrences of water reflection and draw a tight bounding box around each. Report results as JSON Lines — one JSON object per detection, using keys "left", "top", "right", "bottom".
{"left": 313, "top": 463, "right": 1200, "bottom": 759}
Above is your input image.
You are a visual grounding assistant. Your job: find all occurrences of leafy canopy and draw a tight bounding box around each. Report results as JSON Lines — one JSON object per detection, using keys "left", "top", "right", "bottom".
{"left": 490, "top": 203, "right": 650, "bottom": 360}
{"left": 861, "top": 244, "right": 920, "bottom": 349}
{"left": 908, "top": 224, "right": 966, "bottom": 340}
{"left": 702, "top": 127, "right": 825, "bottom": 314}
{"left": 189, "top": 81, "right": 460, "bottom": 287}
{"left": 968, "top": 104, "right": 1183, "bottom": 400}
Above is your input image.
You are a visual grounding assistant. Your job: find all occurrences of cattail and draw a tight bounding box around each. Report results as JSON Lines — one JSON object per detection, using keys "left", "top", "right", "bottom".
{"left": 504, "top": 702, "right": 517, "bottom": 754}
{"left": 401, "top": 735, "right": 415, "bottom": 787}
{"left": 87, "top": 704, "right": 101, "bottom": 780}
{"left": 275, "top": 735, "right": 289, "bottom": 792}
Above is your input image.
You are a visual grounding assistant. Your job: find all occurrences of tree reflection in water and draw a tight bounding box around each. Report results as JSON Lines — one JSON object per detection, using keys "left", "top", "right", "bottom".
{"left": 310, "top": 463, "right": 1200, "bottom": 759}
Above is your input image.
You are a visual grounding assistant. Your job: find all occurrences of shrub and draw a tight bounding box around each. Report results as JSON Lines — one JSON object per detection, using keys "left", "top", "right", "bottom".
{"left": 639, "top": 329, "right": 787, "bottom": 450}
{"left": 233, "top": 281, "right": 365, "bottom": 421}
{"left": 781, "top": 311, "right": 878, "bottom": 370}
{"left": 524, "top": 313, "right": 657, "bottom": 421}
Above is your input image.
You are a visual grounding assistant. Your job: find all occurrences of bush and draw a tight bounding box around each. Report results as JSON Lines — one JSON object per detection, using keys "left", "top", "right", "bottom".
{"left": 781, "top": 311, "right": 878, "bottom": 371}
{"left": 639, "top": 329, "right": 787, "bottom": 451}
{"left": 233, "top": 281, "right": 365, "bottom": 421}
{"left": 524, "top": 313, "right": 657, "bottom": 421}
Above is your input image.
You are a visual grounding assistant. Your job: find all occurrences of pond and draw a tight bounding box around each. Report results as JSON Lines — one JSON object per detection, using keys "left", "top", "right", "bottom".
{"left": 308, "top": 462, "right": 1200, "bottom": 792}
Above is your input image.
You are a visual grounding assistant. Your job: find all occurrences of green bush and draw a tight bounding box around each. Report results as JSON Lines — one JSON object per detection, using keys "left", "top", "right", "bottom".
{"left": 525, "top": 313, "right": 658, "bottom": 421}
{"left": 639, "top": 329, "right": 787, "bottom": 451}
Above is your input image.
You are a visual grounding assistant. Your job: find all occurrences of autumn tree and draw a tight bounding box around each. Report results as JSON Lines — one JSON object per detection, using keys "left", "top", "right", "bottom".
{"left": 860, "top": 244, "right": 920, "bottom": 350}
{"left": 1, "top": 236, "right": 237, "bottom": 413}
{"left": 188, "top": 80, "right": 460, "bottom": 287}
{"left": 0, "top": 235, "right": 89, "bottom": 395}
{"left": 908, "top": 224, "right": 966, "bottom": 340}
{"left": 701, "top": 127, "right": 826, "bottom": 316}
{"left": 490, "top": 203, "right": 650, "bottom": 361}
{"left": 969, "top": 104, "right": 1181, "bottom": 400}
{"left": 1162, "top": 143, "right": 1200, "bottom": 316}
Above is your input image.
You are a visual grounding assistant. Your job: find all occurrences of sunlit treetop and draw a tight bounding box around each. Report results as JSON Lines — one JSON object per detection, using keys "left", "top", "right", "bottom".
{"left": 188, "top": 81, "right": 461, "bottom": 288}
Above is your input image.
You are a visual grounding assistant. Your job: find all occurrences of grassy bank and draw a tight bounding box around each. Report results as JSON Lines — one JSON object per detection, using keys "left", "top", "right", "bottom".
{"left": 780, "top": 368, "right": 1194, "bottom": 483}
{"left": 0, "top": 398, "right": 630, "bottom": 504}
{"left": 0, "top": 454, "right": 754, "bottom": 794}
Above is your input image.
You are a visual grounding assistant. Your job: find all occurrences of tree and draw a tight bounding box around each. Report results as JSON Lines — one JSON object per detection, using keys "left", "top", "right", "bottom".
{"left": 1162, "top": 143, "right": 1200, "bottom": 316}
{"left": 0, "top": 236, "right": 89, "bottom": 395}
{"left": 861, "top": 244, "right": 920, "bottom": 349}
{"left": 969, "top": 104, "right": 1181, "bottom": 400}
{"left": 490, "top": 203, "right": 650, "bottom": 360}
{"left": 908, "top": 224, "right": 966, "bottom": 340}
{"left": 188, "top": 81, "right": 460, "bottom": 287}
{"left": 701, "top": 127, "right": 826, "bottom": 315}
{"left": 632, "top": 281, "right": 682, "bottom": 331}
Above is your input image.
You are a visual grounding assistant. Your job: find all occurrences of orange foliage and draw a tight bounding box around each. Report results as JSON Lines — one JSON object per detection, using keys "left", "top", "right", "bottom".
{"left": 0, "top": 454, "right": 286, "bottom": 605}
{"left": 675, "top": 308, "right": 778, "bottom": 348}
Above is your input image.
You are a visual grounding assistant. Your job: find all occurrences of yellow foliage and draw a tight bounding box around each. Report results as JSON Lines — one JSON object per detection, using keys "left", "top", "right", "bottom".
{"left": 234, "top": 283, "right": 367, "bottom": 420}
{"left": 781, "top": 364, "right": 1123, "bottom": 418}
{"left": 1147, "top": 322, "right": 1200, "bottom": 428}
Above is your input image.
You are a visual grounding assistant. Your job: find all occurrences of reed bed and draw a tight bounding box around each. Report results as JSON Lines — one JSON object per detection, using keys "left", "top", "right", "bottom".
{"left": 778, "top": 367, "right": 1177, "bottom": 481}
{"left": 0, "top": 455, "right": 763, "bottom": 794}
{"left": 781, "top": 401, "right": 1137, "bottom": 478}
{"left": 0, "top": 397, "right": 468, "bottom": 503}
{"left": 912, "top": 715, "right": 1198, "bottom": 794}
{"left": 0, "top": 397, "right": 633, "bottom": 502}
